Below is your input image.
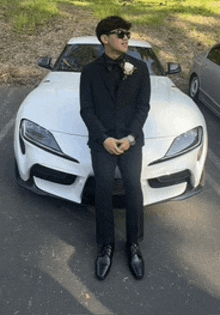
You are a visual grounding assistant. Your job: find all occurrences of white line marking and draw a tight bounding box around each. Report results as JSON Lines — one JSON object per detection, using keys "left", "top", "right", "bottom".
{"left": 39, "top": 237, "right": 115, "bottom": 315}
{"left": 0, "top": 116, "right": 15, "bottom": 143}
{"left": 0, "top": 89, "right": 14, "bottom": 110}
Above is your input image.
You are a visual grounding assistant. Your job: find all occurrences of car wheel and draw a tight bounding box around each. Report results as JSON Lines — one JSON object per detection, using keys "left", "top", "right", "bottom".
{"left": 189, "top": 74, "right": 200, "bottom": 101}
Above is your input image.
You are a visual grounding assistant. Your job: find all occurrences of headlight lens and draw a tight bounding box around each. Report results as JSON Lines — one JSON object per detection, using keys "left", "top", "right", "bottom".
{"left": 165, "top": 126, "right": 203, "bottom": 158}
{"left": 20, "top": 119, "right": 62, "bottom": 153}
{"left": 149, "top": 126, "right": 203, "bottom": 166}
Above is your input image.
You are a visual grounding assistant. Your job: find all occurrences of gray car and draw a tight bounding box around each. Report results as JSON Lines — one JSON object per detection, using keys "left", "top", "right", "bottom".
{"left": 189, "top": 43, "right": 220, "bottom": 117}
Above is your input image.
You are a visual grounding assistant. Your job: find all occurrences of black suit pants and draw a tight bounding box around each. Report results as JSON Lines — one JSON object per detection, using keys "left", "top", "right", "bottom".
{"left": 91, "top": 145, "right": 144, "bottom": 245}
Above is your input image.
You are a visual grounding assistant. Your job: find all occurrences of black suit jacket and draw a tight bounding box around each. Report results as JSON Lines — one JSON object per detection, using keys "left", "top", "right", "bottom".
{"left": 80, "top": 53, "right": 151, "bottom": 152}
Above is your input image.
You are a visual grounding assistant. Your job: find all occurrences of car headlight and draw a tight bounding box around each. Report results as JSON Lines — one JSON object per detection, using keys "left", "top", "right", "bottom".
{"left": 20, "top": 119, "right": 63, "bottom": 154}
{"left": 150, "top": 126, "right": 203, "bottom": 165}
{"left": 165, "top": 126, "right": 203, "bottom": 158}
{"left": 20, "top": 119, "right": 80, "bottom": 163}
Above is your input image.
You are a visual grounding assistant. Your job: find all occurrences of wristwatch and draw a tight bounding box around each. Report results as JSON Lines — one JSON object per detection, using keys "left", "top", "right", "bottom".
{"left": 127, "top": 134, "right": 136, "bottom": 146}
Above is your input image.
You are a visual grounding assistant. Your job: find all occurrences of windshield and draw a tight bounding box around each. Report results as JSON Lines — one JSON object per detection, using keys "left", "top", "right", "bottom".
{"left": 53, "top": 44, "right": 165, "bottom": 76}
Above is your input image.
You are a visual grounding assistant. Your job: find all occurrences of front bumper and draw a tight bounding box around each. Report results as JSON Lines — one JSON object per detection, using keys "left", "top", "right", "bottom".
{"left": 14, "top": 126, "right": 208, "bottom": 207}
{"left": 14, "top": 158, "right": 205, "bottom": 207}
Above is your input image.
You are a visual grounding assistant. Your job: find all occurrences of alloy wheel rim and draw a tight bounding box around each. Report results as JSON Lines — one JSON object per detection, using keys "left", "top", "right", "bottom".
{"left": 190, "top": 77, "right": 199, "bottom": 97}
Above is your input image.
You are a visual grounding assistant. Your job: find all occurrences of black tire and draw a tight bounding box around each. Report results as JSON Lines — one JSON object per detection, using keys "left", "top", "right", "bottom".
{"left": 189, "top": 74, "right": 200, "bottom": 101}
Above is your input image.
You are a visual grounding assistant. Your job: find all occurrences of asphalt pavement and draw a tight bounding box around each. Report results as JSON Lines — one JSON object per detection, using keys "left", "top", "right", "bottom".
{"left": 1, "top": 85, "right": 220, "bottom": 315}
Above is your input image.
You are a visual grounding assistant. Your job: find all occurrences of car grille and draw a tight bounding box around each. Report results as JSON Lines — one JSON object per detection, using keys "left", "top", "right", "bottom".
{"left": 30, "top": 164, "right": 77, "bottom": 185}
{"left": 81, "top": 171, "right": 191, "bottom": 206}
{"left": 148, "top": 169, "right": 191, "bottom": 188}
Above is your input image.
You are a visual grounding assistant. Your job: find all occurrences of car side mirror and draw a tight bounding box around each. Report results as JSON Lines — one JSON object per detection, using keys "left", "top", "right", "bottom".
{"left": 166, "top": 63, "right": 181, "bottom": 75}
{"left": 38, "top": 57, "right": 53, "bottom": 70}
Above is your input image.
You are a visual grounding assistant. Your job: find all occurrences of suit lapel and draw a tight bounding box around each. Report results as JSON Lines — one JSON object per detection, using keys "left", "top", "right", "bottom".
{"left": 117, "top": 55, "right": 138, "bottom": 102}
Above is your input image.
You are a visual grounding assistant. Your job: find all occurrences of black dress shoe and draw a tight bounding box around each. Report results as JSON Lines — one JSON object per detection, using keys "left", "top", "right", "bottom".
{"left": 126, "top": 243, "right": 144, "bottom": 279}
{"left": 95, "top": 243, "right": 114, "bottom": 280}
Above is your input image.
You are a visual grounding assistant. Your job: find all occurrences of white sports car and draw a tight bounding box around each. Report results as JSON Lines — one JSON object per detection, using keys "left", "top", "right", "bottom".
{"left": 14, "top": 36, "right": 208, "bottom": 207}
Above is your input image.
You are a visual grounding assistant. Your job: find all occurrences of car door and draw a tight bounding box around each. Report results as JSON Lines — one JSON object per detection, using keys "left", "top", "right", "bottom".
{"left": 200, "top": 46, "right": 220, "bottom": 108}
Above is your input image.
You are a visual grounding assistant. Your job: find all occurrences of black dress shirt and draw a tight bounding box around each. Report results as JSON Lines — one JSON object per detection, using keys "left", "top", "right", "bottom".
{"left": 104, "top": 54, "right": 124, "bottom": 98}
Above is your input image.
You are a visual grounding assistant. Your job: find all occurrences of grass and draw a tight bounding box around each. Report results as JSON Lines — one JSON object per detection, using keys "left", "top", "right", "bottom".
{"left": 0, "top": 0, "right": 219, "bottom": 34}
{"left": 0, "top": 0, "right": 60, "bottom": 33}
{"left": 59, "top": 0, "right": 220, "bottom": 22}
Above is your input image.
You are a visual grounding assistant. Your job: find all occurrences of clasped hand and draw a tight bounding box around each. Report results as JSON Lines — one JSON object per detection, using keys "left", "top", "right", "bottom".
{"left": 104, "top": 137, "right": 130, "bottom": 155}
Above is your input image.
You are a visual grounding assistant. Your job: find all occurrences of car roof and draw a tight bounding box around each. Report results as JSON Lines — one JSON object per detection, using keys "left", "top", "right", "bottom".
{"left": 67, "top": 36, "right": 152, "bottom": 48}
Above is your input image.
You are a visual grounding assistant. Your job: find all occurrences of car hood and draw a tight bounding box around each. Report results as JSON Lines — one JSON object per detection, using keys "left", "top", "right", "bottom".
{"left": 19, "top": 72, "right": 206, "bottom": 138}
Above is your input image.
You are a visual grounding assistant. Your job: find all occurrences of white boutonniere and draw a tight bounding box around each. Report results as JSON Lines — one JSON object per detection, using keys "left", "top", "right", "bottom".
{"left": 122, "top": 61, "right": 137, "bottom": 80}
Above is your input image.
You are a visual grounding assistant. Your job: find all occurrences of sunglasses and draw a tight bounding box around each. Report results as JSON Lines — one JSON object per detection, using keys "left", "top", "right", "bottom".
{"left": 107, "top": 30, "right": 131, "bottom": 39}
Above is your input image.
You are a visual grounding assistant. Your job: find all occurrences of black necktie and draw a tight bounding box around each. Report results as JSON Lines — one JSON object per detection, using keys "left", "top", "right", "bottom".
{"left": 105, "top": 56, "right": 124, "bottom": 96}
{"left": 106, "top": 59, "right": 123, "bottom": 72}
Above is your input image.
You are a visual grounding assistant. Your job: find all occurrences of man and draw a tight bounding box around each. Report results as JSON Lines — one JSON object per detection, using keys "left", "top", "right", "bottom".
{"left": 80, "top": 16, "right": 151, "bottom": 280}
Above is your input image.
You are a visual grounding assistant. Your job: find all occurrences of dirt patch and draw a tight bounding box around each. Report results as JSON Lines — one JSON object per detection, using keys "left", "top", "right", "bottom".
{"left": 0, "top": 5, "right": 97, "bottom": 85}
{"left": 0, "top": 4, "right": 219, "bottom": 90}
